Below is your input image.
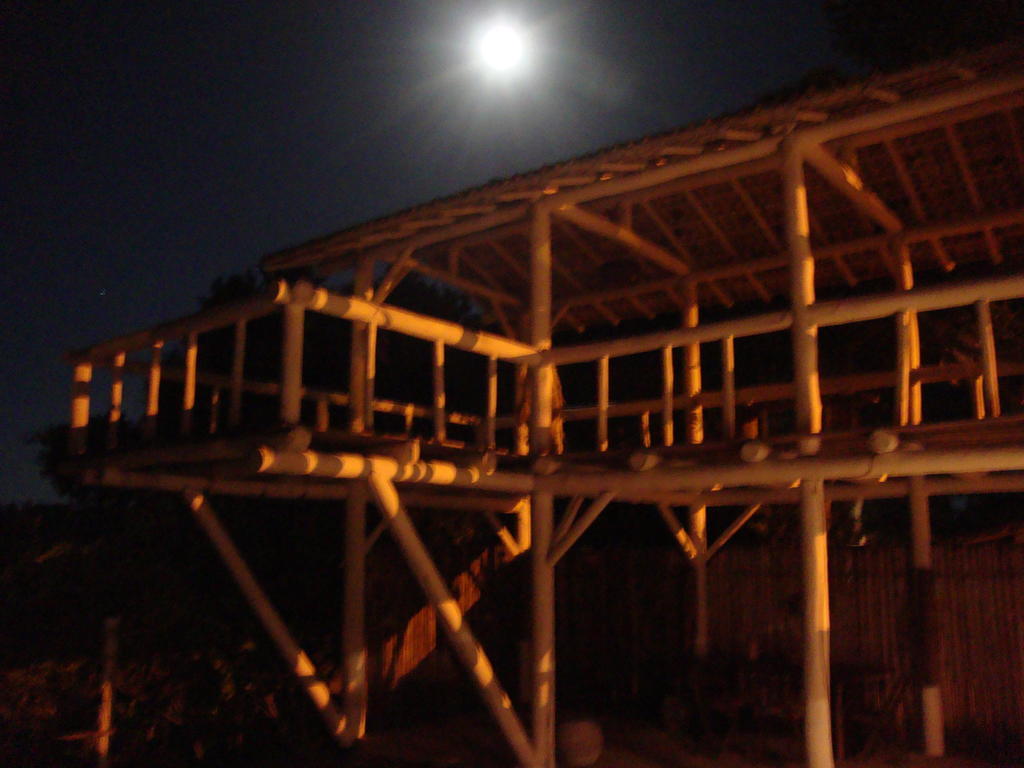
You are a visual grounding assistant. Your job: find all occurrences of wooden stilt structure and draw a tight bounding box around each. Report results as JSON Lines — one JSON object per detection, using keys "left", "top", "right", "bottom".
{"left": 60, "top": 49, "right": 1024, "bottom": 765}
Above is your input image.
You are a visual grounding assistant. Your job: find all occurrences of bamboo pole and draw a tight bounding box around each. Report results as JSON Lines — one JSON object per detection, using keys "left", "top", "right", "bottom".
{"left": 106, "top": 352, "right": 125, "bottom": 450}
{"left": 433, "top": 339, "right": 446, "bottom": 442}
{"left": 349, "top": 257, "right": 374, "bottom": 433}
{"left": 976, "top": 299, "right": 1001, "bottom": 417}
{"left": 96, "top": 616, "right": 119, "bottom": 768}
{"left": 229, "top": 320, "right": 246, "bottom": 428}
{"left": 485, "top": 356, "right": 498, "bottom": 450}
{"left": 783, "top": 137, "right": 833, "bottom": 768}
{"left": 144, "top": 343, "right": 162, "bottom": 440}
{"left": 690, "top": 504, "right": 709, "bottom": 660}
{"left": 547, "top": 492, "right": 616, "bottom": 565}
{"left": 894, "top": 243, "right": 922, "bottom": 426}
{"left": 280, "top": 302, "right": 305, "bottom": 425}
{"left": 705, "top": 504, "right": 762, "bottom": 561}
{"left": 365, "top": 321, "right": 377, "bottom": 430}
{"left": 801, "top": 479, "right": 834, "bottom": 768}
{"left": 973, "top": 375, "right": 986, "bottom": 419}
{"left": 721, "top": 335, "right": 736, "bottom": 439}
{"left": 910, "top": 476, "right": 945, "bottom": 756}
{"left": 365, "top": 475, "right": 538, "bottom": 768}
{"left": 185, "top": 492, "right": 349, "bottom": 744}
{"left": 530, "top": 204, "right": 556, "bottom": 768}
{"left": 209, "top": 388, "right": 220, "bottom": 435}
{"left": 294, "top": 281, "right": 537, "bottom": 363}
{"left": 342, "top": 483, "right": 368, "bottom": 744}
{"left": 181, "top": 333, "right": 198, "bottom": 436}
{"left": 661, "top": 345, "right": 675, "bottom": 447}
{"left": 657, "top": 504, "right": 699, "bottom": 560}
{"left": 597, "top": 355, "right": 609, "bottom": 451}
{"left": 255, "top": 446, "right": 534, "bottom": 493}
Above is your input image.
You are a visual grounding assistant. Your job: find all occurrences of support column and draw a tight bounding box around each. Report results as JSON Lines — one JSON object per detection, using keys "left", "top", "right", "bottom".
{"left": 530, "top": 204, "right": 556, "bottom": 768}
{"left": 341, "top": 483, "right": 368, "bottom": 744}
{"left": 349, "top": 256, "right": 374, "bottom": 432}
{"left": 783, "top": 138, "right": 834, "bottom": 768}
{"left": 281, "top": 302, "right": 305, "bottom": 425}
{"left": 910, "top": 476, "right": 945, "bottom": 756}
{"left": 683, "top": 282, "right": 708, "bottom": 660}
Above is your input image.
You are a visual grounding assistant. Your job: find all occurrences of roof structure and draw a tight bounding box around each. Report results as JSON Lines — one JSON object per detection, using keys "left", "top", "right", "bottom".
{"left": 263, "top": 43, "right": 1024, "bottom": 332}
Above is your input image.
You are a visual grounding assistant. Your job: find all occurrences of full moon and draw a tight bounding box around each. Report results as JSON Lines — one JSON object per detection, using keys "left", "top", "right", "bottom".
{"left": 477, "top": 22, "right": 526, "bottom": 72}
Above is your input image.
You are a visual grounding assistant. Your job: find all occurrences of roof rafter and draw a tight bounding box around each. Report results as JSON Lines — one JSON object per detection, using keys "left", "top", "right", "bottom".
{"left": 944, "top": 123, "right": 1003, "bottom": 264}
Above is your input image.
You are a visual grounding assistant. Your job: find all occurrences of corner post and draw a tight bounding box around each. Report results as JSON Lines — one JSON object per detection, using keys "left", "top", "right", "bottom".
{"left": 341, "top": 482, "right": 368, "bottom": 744}
{"left": 349, "top": 256, "right": 375, "bottom": 432}
{"left": 782, "top": 136, "right": 834, "bottom": 768}
{"left": 910, "top": 476, "right": 945, "bottom": 756}
{"left": 530, "top": 203, "right": 556, "bottom": 768}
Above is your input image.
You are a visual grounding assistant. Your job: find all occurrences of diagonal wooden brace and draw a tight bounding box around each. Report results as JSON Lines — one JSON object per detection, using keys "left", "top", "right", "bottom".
{"left": 364, "top": 474, "right": 539, "bottom": 768}
{"left": 184, "top": 492, "right": 355, "bottom": 746}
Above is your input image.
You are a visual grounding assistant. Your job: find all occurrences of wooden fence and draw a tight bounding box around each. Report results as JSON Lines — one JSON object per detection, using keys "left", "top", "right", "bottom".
{"left": 356, "top": 536, "right": 1021, "bottom": 759}
{"left": 555, "top": 540, "right": 1024, "bottom": 761}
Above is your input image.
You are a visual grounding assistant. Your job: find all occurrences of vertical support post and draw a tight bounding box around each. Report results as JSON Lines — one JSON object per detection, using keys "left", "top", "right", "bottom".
{"left": 972, "top": 375, "right": 986, "bottom": 419}
{"left": 910, "top": 476, "right": 945, "bottom": 756}
{"left": 783, "top": 138, "right": 834, "bottom": 768}
{"left": 661, "top": 345, "right": 674, "bottom": 447}
{"left": 144, "top": 343, "right": 162, "bottom": 440}
{"left": 349, "top": 256, "right": 374, "bottom": 433}
{"left": 181, "top": 333, "right": 198, "bottom": 436}
{"left": 96, "top": 616, "right": 119, "bottom": 768}
{"left": 976, "top": 299, "right": 1001, "bottom": 418}
{"left": 530, "top": 204, "right": 556, "bottom": 768}
{"left": 597, "top": 355, "right": 609, "bottom": 452}
{"left": 185, "top": 492, "right": 349, "bottom": 744}
{"left": 70, "top": 361, "right": 93, "bottom": 455}
{"left": 208, "top": 388, "right": 220, "bottom": 434}
{"left": 106, "top": 352, "right": 125, "bottom": 450}
{"left": 365, "top": 476, "right": 538, "bottom": 767}
{"left": 486, "top": 356, "right": 498, "bottom": 450}
{"left": 365, "top": 321, "right": 378, "bottom": 430}
{"left": 229, "top": 320, "right": 246, "bottom": 428}
{"left": 894, "top": 243, "right": 922, "bottom": 426}
{"left": 433, "top": 339, "right": 446, "bottom": 442}
{"left": 721, "top": 335, "right": 736, "bottom": 440}
{"left": 683, "top": 282, "right": 703, "bottom": 445}
{"left": 281, "top": 301, "right": 305, "bottom": 425}
{"left": 342, "top": 483, "right": 368, "bottom": 744}
{"left": 689, "top": 505, "right": 708, "bottom": 660}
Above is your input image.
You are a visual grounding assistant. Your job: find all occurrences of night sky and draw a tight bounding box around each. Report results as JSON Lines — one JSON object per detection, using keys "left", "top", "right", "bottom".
{"left": 2, "top": 1, "right": 841, "bottom": 502}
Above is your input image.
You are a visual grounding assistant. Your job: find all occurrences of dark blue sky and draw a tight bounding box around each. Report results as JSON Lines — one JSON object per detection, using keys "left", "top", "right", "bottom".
{"left": 2, "top": 1, "right": 841, "bottom": 502}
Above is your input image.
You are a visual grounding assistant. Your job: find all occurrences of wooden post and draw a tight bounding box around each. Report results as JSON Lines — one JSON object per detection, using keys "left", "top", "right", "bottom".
{"left": 597, "top": 355, "right": 609, "bottom": 452}
{"left": 342, "top": 483, "right": 368, "bottom": 744}
{"left": 894, "top": 243, "right": 922, "bottom": 426}
{"left": 910, "top": 476, "right": 945, "bottom": 756}
{"left": 483, "top": 356, "right": 498, "bottom": 450}
{"left": 144, "top": 343, "right": 162, "bottom": 440}
{"left": 530, "top": 204, "right": 556, "bottom": 768}
{"left": 976, "top": 299, "right": 1001, "bottom": 417}
{"left": 96, "top": 616, "right": 119, "bottom": 768}
{"left": 229, "top": 320, "right": 246, "bottom": 428}
{"left": 349, "top": 256, "right": 374, "bottom": 433}
{"left": 689, "top": 505, "right": 708, "bottom": 660}
{"left": 208, "top": 388, "right": 220, "bottom": 434}
{"left": 661, "top": 345, "right": 674, "bottom": 447}
{"left": 783, "top": 137, "right": 834, "bottom": 768}
{"left": 366, "top": 475, "right": 537, "bottom": 768}
{"left": 683, "top": 282, "right": 703, "bottom": 445}
{"left": 281, "top": 301, "right": 305, "bottom": 425}
{"left": 972, "top": 375, "right": 986, "bottom": 419}
{"left": 365, "top": 321, "right": 378, "bottom": 430}
{"left": 70, "top": 361, "right": 93, "bottom": 454}
{"left": 432, "top": 339, "right": 446, "bottom": 442}
{"left": 106, "top": 352, "right": 125, "bottom": 450}
{"left": 181, "top": 333, "right": 198, "bottom": 436}
{"left": 186, "top": 492, "right": 350, "bottom": 744}
{"left": 721, "top": 335, "right": 736, "bottom": 439}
